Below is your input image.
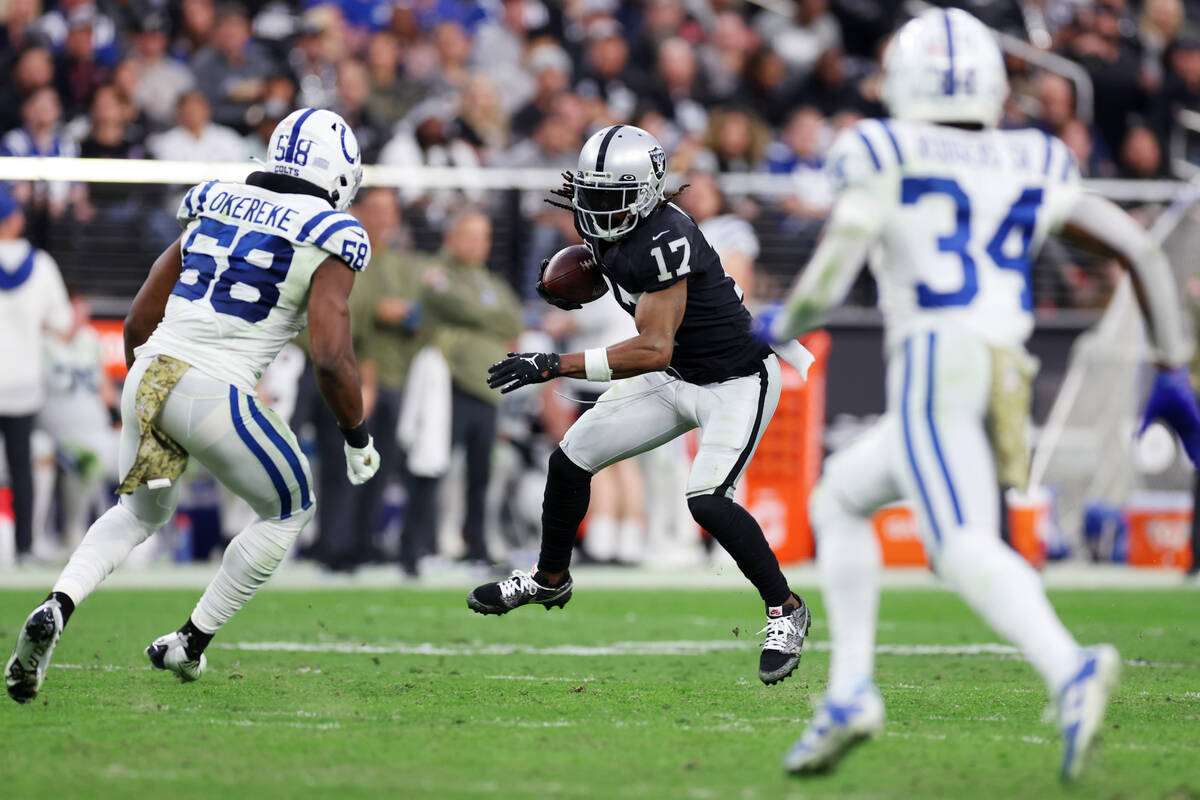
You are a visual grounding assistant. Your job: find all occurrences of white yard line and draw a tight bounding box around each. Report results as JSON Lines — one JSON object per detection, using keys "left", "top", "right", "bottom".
{"left": 210, "top": 639, "right": 1195, "bottom": 668}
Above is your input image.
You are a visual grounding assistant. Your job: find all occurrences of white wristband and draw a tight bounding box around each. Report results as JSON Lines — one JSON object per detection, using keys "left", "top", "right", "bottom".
{"left": 584, "top": 347, "right": 613, "bottom": 382}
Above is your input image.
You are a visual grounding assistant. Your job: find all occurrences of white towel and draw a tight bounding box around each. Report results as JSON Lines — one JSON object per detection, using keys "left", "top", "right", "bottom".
{"left": 771, "top": 339, "right": 816, "bottom": 379}
{"left": 397, "top": 346, "right": 453, "bottom": 478}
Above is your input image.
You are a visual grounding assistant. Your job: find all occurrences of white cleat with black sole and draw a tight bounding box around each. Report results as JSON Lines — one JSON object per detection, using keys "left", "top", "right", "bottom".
{"left": 5, "top": 600, "right": 65, "bottom": 704}
{"left": 1057, "top": 644, "right": 1120, "bottom": 781}
{"left": 758, "top": 599, "right": 811, "bottom": 685}
{"left": 146, "top": 631, "right": 207, "bottom": 682}
{"left": 783, "top": 682, "right": 885, "bottom": 774}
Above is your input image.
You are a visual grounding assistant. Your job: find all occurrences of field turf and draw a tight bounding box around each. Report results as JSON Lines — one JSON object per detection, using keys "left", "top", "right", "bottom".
{"left": 0, "top": 586, "right": 1197, "bottom": 799}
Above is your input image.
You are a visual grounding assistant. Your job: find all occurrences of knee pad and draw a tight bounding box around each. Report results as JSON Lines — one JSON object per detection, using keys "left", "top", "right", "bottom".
{"left": 549, "top": 447, "right": 592, "bottom": 489}
{"left": 687, "top": 493, "right": 734, "bottom": 530}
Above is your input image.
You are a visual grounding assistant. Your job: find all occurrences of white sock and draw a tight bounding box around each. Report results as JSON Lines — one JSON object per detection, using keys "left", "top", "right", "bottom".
{"left": 813, "top": 498, "right": 882, "bottom": 701}
{"left": 584, "top": 515, "right": 618, "bottom": 562}
{"left": 937, "top": 534, "right": 1079, "bottom": 694}
{"left": 53, "top": 503, "right": 158, "bottom": 606}
{"left": 616, "top": 519, "right": 645, "bottom": 564}
{"left": 190, "top": 511, "right": 308, "bottom": 633}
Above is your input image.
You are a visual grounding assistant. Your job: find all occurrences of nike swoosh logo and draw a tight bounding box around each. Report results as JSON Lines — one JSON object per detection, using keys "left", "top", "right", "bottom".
{"left": 348, "top": 228, "right": 365, "bottom": 238}
{"left": 651, "top": 230, "right": 670, "bottom": 241}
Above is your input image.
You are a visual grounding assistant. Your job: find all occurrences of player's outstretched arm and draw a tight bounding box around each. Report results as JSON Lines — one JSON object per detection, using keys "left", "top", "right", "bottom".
{"left": 124, "top": 234, "right": 184, "bottom": 367}
{"left": 309, "top": 256, "right": 379, "bottom": 484}
{"left": 1060, "top": 193, "right": 1200, "bottom": 463}
{"left": 762, "top": 189, "right": 880, "bottom": 344}
{"left": 486, "top": 280, "right": 687, "bottom": 394}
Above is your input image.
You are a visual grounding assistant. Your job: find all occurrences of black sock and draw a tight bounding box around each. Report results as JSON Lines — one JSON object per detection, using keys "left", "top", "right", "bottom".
{"left": 688, "top": 494, "right": 791, "bottom": 608}
{"left": 536, "top": 448, "right": 593, "bottom": 574}
{"left": 179, "top": 618, "right": 214, "bottom": 660}
{"left": 47, "top": 591, "right": 75, "bottom": 626}
{"left": 533, "top": 569, "right": 570, "bottom": 587}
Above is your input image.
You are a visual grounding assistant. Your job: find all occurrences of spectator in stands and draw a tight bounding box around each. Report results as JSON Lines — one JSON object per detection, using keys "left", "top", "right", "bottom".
{"left": 242, "top": 87, "right": 292, "bottom": 163}
{"left": 512, "top": 44, "right": 571, "bottom": 139}
{"left": 575, "top": 18, "right": 641, "bottom": 122}
{"left": 799, "top": 46, "right": 880, "bottom": 118}
{"left": 1035, "top": 72, "right": 1077, "bottom": 136}
{"left": 80, "top": 84, "right": 145, "bottom": 160}
{"left": 174, "top": 0, "right": 217, "bottom": 62}
{"left": 147, "top": 89, "right": 246, "bottom": 162}
{"left": 1061, "top": 117, "right": 1111, "bottom": 178}
{"left": 1119, "top": 124, "right": 1165, "bottom": 178}
{"left": 699, "top": 10, "right": 757, "bottom": 105}
{"left": 0, "top": 187, "right": 72, "bottom": 565}
{"left": 767, "top": 106, "right": 835, "bottom": 219}
{"left": 132, "top": 13, "right": 197, "bottom": 130}
{"left": 53, "top": 6, "right": 108, "bottom": 120}
{"left": 107, "top": 59, "right": 153, "bottom": 147}
{"left": 192, "top": 3, "right": 276, "bottom": 132}
{"left": 37, "top": 0, "right": 120, "bottom": 67}
{"left": 679, "top": 170, "right": 761, "bottom": 301}
{"left": 744, "top": 46, "right": 801, "bottom": 129}
{"left": 364, "top": 32, "right": 425, "bottom": 124}
{"left": 335, "top": 59, "right": 387, "bottom": 164}
{"left": 754, "top": 0, "right": 841, "bottom": 79}
{"left": 1153, "top": 37, "right": 1200, "bottom": 146}
{"left": 469, "top": 0, "right": 539, "bottom": 114}
{"left": 699, "top": 107, "right": 769, "bottom": 173}
{"left": 400, "top": 210, "right": 522, "bottom": 572}
{"left": 290, "top": 5, "right": 346, "bottom": 110}
{"left": 0, "top": 46, "right": 57, "bottom": 135}
{"left": 2, "top": 86, "right": 82, "bottom": 221}
{"left": 630, "top": 0, "right": 694, "bottom": 72}
{"left": 424, "top": 21, "right": 474, "bottom": 99}
{"left": 650, "top": 36, "right": 710, "bottom": 136}
{"left": 0, "top": 0, "right": 42, "bottom": 70}
{"left": 454, "top": 74, "right": 510, "bottom": 162}
{"left": 349, "top": 187, "right": 427, "bottom": 570}
{"left": 1139, "top": 0, "right": 1185, "bottom": 89}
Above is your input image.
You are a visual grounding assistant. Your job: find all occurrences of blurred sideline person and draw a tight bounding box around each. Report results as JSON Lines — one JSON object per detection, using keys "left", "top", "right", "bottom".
{"left": 469, "top": 124, "right": 816, "bottom": 685}
{"left": 6, "top": 108, "right": 380, "bottom": 704}
{"left": 542, "top": 300, "right": 647, "bottom": 565}
{"left": 39, "top": 289, "right": 121, "bottom": 548}
{"left": 0, "top": 187, "right": 72, "bottom": 564}
{"left": 758, "top": 10, "right": 1200, "bottom": 778}
{"left": 345, "top": 187, "right": 427, "bottom": 565}
{"left": 399, "top": 210, "right": 522, "bottom": 574}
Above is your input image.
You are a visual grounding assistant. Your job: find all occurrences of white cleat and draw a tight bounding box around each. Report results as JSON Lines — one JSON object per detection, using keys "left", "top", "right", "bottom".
{"left": 146, "top": 631, "right": 207, "bottom": 682}
{"left": 783, "top": 683, "right": 885, "bottom": 775}
{"left": 5, "top": 601, "right": 65, "bottom": 704}
{"left": 1057, "top": 644, "right": 1120, "bottom": 781}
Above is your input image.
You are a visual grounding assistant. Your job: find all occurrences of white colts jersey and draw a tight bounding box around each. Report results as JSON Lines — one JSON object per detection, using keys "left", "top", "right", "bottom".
{"left": 138, "top": 180, "right": 372, "bottom": 392}
{"left": 829, "top": 118, "right": 1082, "bottom": 350}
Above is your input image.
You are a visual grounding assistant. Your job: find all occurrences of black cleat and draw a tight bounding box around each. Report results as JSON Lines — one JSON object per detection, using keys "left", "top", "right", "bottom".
{"left": 467, "top": 569, "right": 573, "bottom": 615}
{"left": 759, "top": 598, "right": 811, "bottom": 685}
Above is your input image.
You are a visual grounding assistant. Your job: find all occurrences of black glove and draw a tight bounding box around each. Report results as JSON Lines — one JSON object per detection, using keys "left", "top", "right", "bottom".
{"left": 535, "top": 258, "right": 582, "bottom": 311}
{"left": 487, "top": 352, "right": 561, "bottom": 394}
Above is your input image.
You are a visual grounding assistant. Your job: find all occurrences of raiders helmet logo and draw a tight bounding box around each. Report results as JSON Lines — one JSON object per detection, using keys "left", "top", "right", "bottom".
{"left": 649, "top": 146, "right": 666, "bottom": 179}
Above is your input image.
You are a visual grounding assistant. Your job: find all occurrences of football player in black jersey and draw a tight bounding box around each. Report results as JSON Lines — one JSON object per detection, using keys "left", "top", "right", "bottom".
{"left": 468, "top": 124, "right": 812, "bottom": 685}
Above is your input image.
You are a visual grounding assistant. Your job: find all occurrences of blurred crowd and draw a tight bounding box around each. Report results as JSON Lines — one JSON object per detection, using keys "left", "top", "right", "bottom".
{"left": 2, "top": 0, "right": 1199, "bottom": 307}
{"left": 4, "top": 0, "right": 1200, "bottom": 572}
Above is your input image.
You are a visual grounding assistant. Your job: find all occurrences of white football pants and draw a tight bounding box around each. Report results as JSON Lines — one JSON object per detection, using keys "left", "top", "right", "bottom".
{"left": 560, "top": 355, "right": 781, "bottom": 498}
{"left": 54, "top": 356, "right": 315, "bottom": 633}
{"left": 809, "top": 327, "right": 1080, "bottom": 700}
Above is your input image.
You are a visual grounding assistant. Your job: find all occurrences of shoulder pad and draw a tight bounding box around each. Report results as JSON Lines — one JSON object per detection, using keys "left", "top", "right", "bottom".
{"left": 629, "top": 204, "right": 699, "bottom": 292}
{"left": 827, "top": 119, "right": 904, "bottom": 194}
{"left": 176, "top": 180, "right": 220, "bottom": 228}
{"left": 298, "top": 210, "right": 372, "bottom": 272}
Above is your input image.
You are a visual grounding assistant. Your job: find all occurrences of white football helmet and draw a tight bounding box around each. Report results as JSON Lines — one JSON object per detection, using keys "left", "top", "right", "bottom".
{"left": 266, "top": 108, "right": 363, "bottom": 211}
{"left": 573, "top": 124, "right": 667, "bottom": 241}
{"left": 882, "top": 8, "right": 1008, "bottom": 127}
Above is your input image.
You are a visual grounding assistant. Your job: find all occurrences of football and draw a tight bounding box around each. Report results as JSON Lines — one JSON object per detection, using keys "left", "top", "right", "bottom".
{"left": 541, "top": 244, "right": 608, "bottom": 304}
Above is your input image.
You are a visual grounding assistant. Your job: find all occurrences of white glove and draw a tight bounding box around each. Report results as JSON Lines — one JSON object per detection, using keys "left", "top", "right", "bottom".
{"left": 344, "top": 436, "right": 381, "bottom": 485}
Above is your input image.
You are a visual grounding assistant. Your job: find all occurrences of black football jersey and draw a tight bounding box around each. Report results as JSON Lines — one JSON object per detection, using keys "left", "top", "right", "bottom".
{"left": 581, "top": 203, "right": 771, "bottom": 385}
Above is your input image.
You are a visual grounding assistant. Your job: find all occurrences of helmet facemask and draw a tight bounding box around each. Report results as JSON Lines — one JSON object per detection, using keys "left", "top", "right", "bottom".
{"left": 572, "top": 176, "right": 648, "bottom": 241}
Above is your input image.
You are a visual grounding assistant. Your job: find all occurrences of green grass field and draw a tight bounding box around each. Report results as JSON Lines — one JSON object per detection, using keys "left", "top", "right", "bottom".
{"left": 1, "top": 585, "right": 1197, "bottom": 799}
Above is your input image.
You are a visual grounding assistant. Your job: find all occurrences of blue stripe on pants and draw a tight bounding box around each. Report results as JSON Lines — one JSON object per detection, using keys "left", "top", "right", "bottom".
{"left": 901, "top": 338, "right": 942, "bottom": 544}
{"left": 229, "top": 386, "right": 292, "bottom": 519}
{"left": 925, "top": 332, "right": 964, "bottom": 525}
{"left": 247, "top": 397, "right": 312, "bottom": 511}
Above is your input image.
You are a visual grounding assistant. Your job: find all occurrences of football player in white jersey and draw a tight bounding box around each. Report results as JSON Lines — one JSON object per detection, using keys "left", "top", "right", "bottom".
{"left": 5, "top": 108, "right": 382, "bottom": 703}
{"left": 757, "top": 9, "right": 1200, "bottom": 780}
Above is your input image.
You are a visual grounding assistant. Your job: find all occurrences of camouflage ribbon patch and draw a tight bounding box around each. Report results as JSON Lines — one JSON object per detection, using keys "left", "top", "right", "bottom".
{"left": 985, "top": 345, "right": 1039, "bottom": 490}
{"left": 115, "top": 355, "right": 191, "bottom": 495}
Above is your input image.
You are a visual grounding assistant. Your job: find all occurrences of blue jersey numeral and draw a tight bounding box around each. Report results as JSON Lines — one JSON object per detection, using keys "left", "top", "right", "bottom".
{"left": 901, "top": 177, "right": 1045, "bottom": 310}
{"left": 174, "top": 221, "right": 295, "bottom": 322}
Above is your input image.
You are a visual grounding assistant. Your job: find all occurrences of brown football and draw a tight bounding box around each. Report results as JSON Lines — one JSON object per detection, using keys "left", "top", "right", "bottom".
{"left": 541, "top": 245, "right": 608, "bottom": 304}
